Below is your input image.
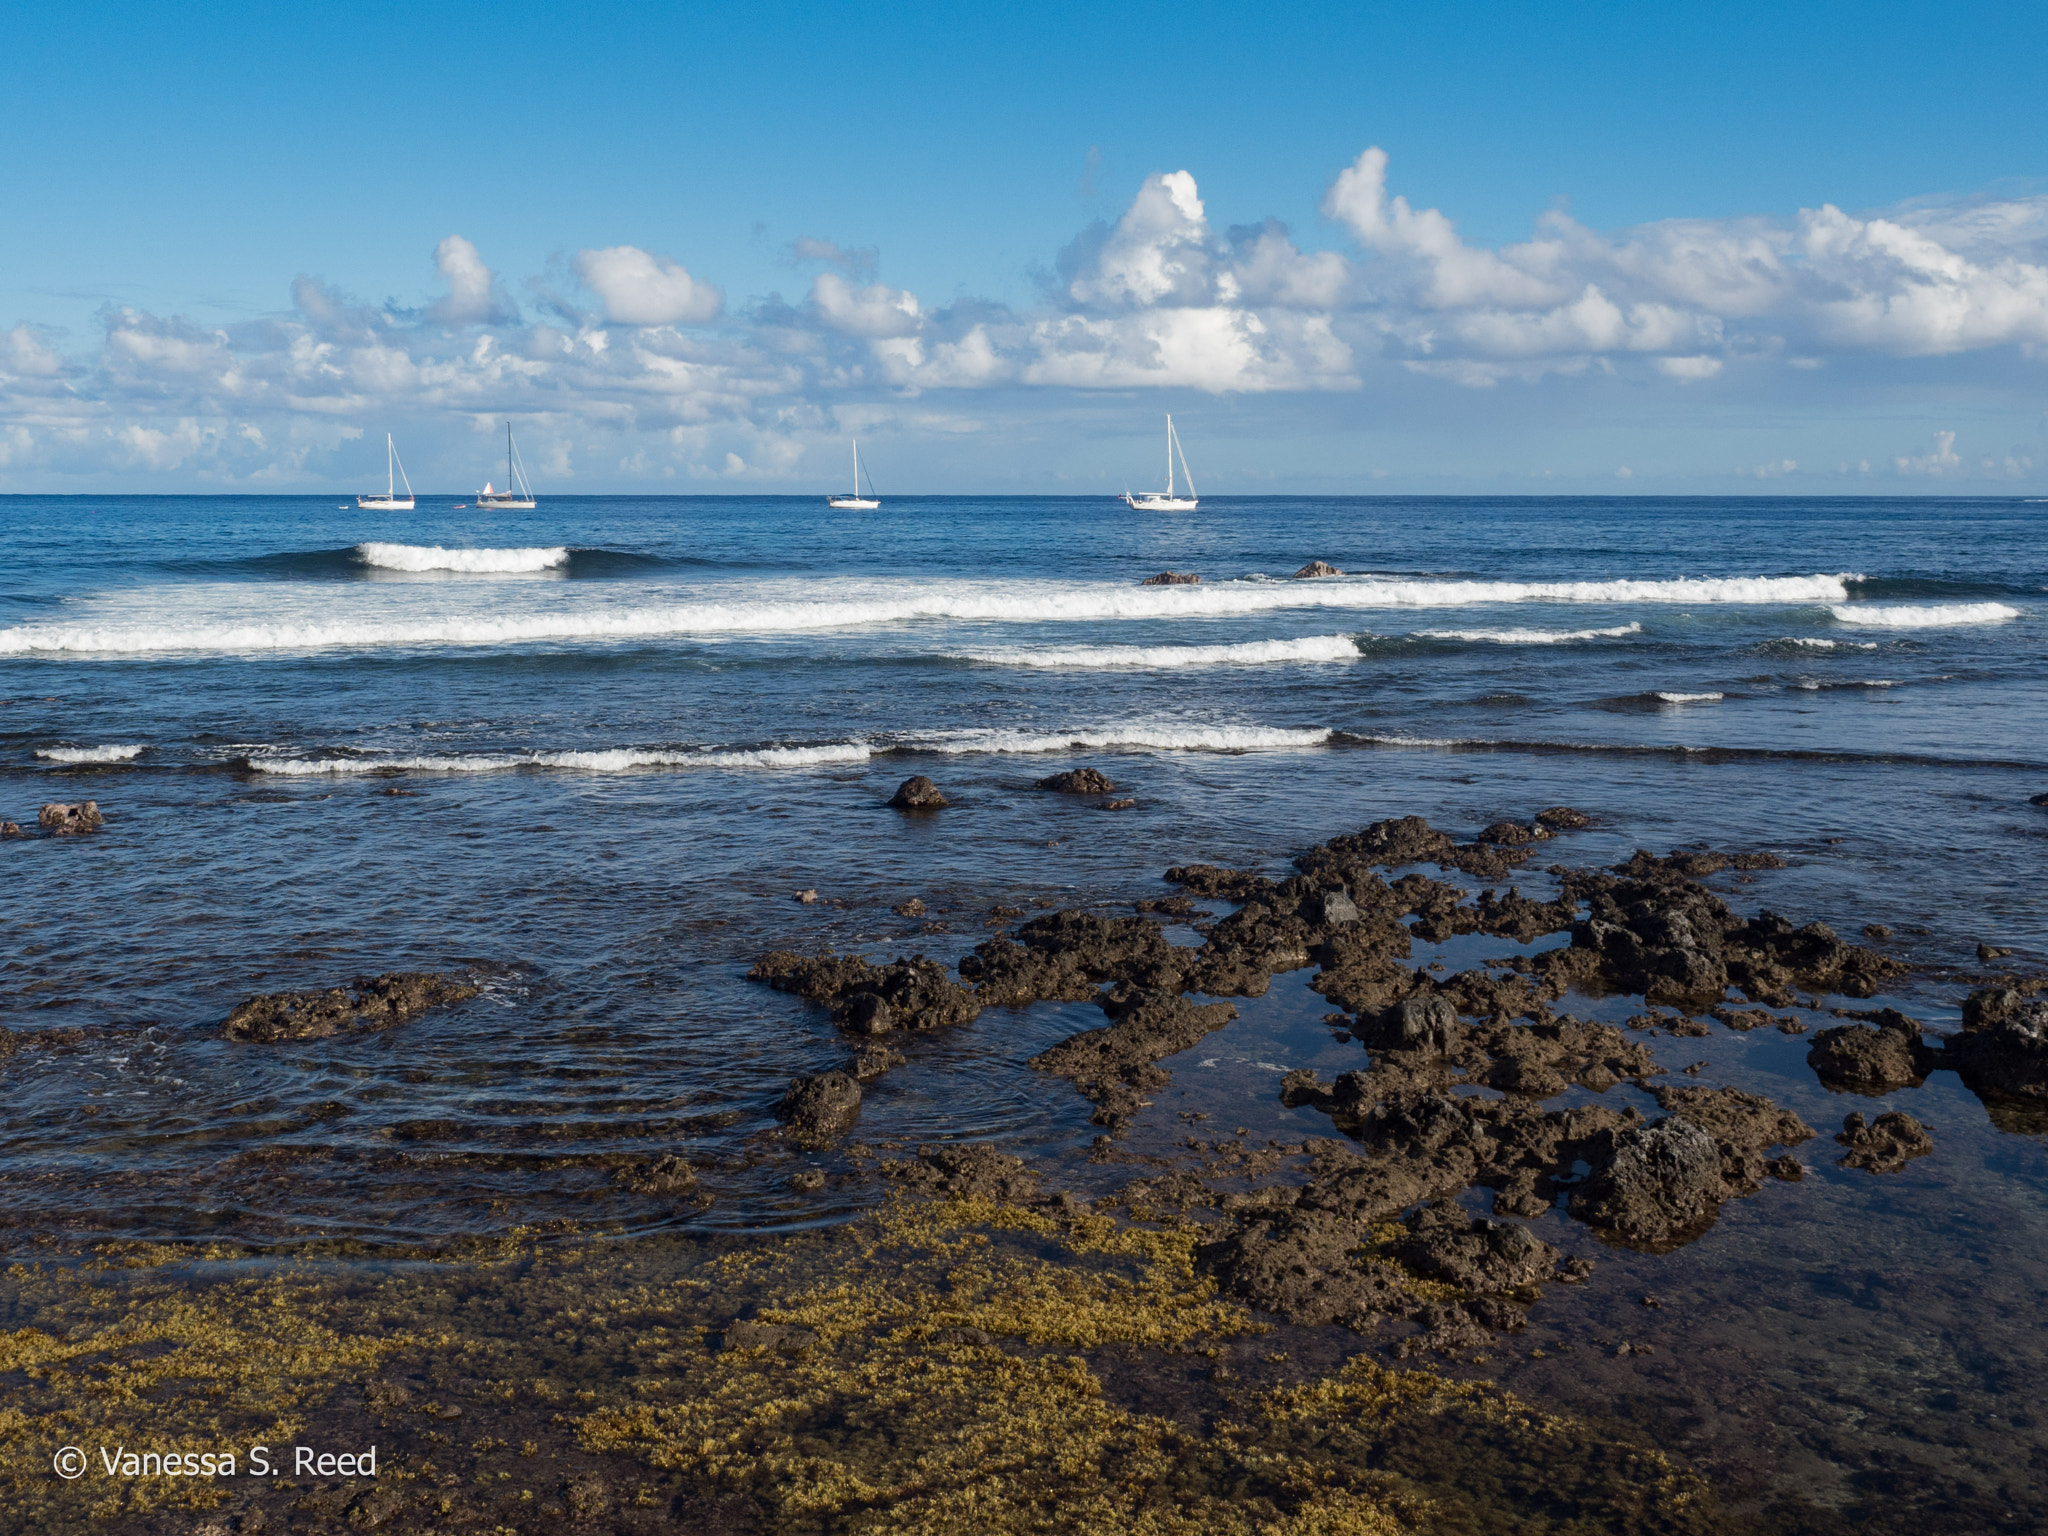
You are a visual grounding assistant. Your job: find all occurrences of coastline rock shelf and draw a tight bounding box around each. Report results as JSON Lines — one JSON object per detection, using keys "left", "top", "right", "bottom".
{"left": 747, "top": 807, "right": 1970, "bottom": 1354}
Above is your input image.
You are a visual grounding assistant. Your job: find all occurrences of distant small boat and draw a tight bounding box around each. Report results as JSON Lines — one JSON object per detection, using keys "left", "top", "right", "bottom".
{"left": 1122, "top": 414, "right": 1198, "bottom": 511}
{"left": 475, "top": 423, "right": 536, "bottom": 510}
{"left": 827, "top": 439, "right": 880, "bottom": 509}
{"left": 358, "top": 434, "right": 416, "bottom": 511}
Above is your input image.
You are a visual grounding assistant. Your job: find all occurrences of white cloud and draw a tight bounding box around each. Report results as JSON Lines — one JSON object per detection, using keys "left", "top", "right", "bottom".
{"left": 811, "top": 272, "right": 922, "bottom": 338}
{"left": 574, "top": 245, "right": 724, "bottom": 326}
{"left": 428, "top": 235, "right": 517, "bottom": 326}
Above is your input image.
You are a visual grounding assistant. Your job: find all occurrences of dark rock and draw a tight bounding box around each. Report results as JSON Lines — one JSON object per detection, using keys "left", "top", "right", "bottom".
{"left": 776, "top": 1072, "right": 862, "bottom": 1142}
{"left": 879, "top": 1143, "right": 1042, "bottom": 1203}
{"left": 848, "top": 1042, "right": 906, "bottom": 1080}
{"left": 1535, "top": 806, "right": 1592, "bottom": 830}
{"left": 789, "top": 1168, "right": 827, "bottom": 1191}
{"left": 1292, "top": 560, "right": 1344, "bottom": 579}
{"left": 1314, "top": 889, "right": 1360, "bottom": 926}
{"left": 1140, "top": 570, "right": 1201, "bottom": 585}
{"left": 0, "top": 821, "right": 22, "bottom": 837}
{"left": 1478, "top": 820, "right": 1537, "bottom": 845}
{"left": 1570, "top": 1116, "right": 1725, "bottom": 1246}
{"left": 1165, "top": 863, "right": 1276, "bottom": 901}
{"left": 1862, "top": 923, "right": 1892, "bottom": 939}
{"left": 613, "top": 1153, "right": 698, "bottom": 1195}
{"left": 894, "top": 897, "right": 927, "bottom": 917}
{"left": 1394, "top": 1201, "right": 1561, "bottom": 1292}
{"left": 1195, "top": 1205, "right": 1414, "bottom": 1326}
{"left": 1360, "top": 994, "right": 1465, "bottom": 1057}
{"left": 1836, "top": 1110, "right": 1933, "bottom": 1173}
{"left": 1945, "top": 989, "right": 2048, "bottom": 1102}
{"left": 750, "top": 949, "right": 981, "bottom": 1033}
{"left": 38, "top": 800, "right": 102, "bottom": 835}
{"left": 2030, "top": 792, "right": 2048, "bottom": 807}
{"left": 1133, "top": 895, "right": 1200, "bottom": 916}
{"left": 1099, "top": 797, "right": 1137, "bottom": 811}
{"left": 1036, "top": 767, "right": 1116, "bottom": 794}
{"left": 222, "top": 971, "right": 479, "bottom": 1043}
{"left": 888, "top": 775, "right": 948, "bottom": 809}
{"left": 1978, "top": 942, "right": 2015, "bottom": 962}
{"left": 1032, "top": 989, "right": 1238, "bottom": 1128}
{"left": 1808, "top": 1017, "right": 1927, "bottom": 1093}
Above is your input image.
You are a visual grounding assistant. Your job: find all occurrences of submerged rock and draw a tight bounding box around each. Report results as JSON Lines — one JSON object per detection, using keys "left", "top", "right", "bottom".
{"left": 1139, "top": 570, "right": 1201, "bottom": 586}
{"left": 1036, "top": 767, "right": 1116, "bottom": 794}
{"left": 879, "top": 1143, "right": 1042, "bottom": 1203}
{"left": 38, "top": 801, "right": 102, "bottom": 835}
{"left": 613, "top": 1154, "right": 699, "bottom": 1195}
{"left": 1031, "top": 989, "right": 1238, "bottom": 1128}
{"left": 1292, "top": 560, "right": 1344, "bottom": 579}
{"left": 1394, "top": 1201, "right": 1560, "bottom": 1293}
{"left": 0, "top": 821, "right": 22, "bottom": 838}
{"left": 750, "top": 949, "right": 982, "bottom": 1034}
{"left": 1569, "top": 1117, "right": 1726, "bottom": 1247}
{"left": 222, "top": 971, "right": 479, "bottom": 1043}
{"left": 1535, "top": 806, "right": 1593, "bottom": 829}
{"left": 888, "top": 775, "right": 949, "bottom": 809}
{"left": 777, "top": 1072, "right": 862, "bottom": 1143}
{"left": 1836, "top": 1110, "right": 1933, "bottom": 1173}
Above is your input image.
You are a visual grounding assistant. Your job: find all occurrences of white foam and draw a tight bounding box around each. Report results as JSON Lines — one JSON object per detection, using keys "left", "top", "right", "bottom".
{"left": 916, "top": 724, "right": 1332, "bottom": 754}
{"left": 0, "top": 571, "right": 1865, "bottom": 657}
{"left": 1829, "top": 601, "right": 2019, "bottom": 628}
{"left": 249, "top": 743, "right": 874, "bottom": 776}
{"left": 1779, "top": 637, "right": 1879, "bottom": 651}
{"left": 1653, "top": 691, "right": 1724, "bottom": 703}
{"left": 355, "top": 542, "right": 569, "bottom": 574}
{"left": 958, "top": 635, "right": 1361, "bottom": 669}
{"left": 1415, "top": 622, "right": 1642, "bottom": 644}
{"left": 34, "top": 744, "right": 145, "bottom": 763}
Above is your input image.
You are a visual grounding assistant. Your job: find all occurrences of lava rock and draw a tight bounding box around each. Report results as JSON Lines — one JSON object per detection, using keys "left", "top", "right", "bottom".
{"left": 1314, "top": 889, "right": 1360, "bottom": 926}
{"left": 1570, "top": 1116, "right": 1726, "bottom": 1246}
{"left": 1477, "top": 820, "right": 1538, "bottom": 845}
{"left": 38, "top": 801, "right": 103, "bottom": 835}
{"left": 1394, "top": 1201, "right": 1561, "bottom": 1292}
{"left": 1944, "top": 989, "right": 2048, "bottom": 1101}
{"left": 847, "top": 1042, "right": 906, "bottom": 1080}
{"left": 613, "top": 1154, "right": 699, "bottom": 1195}
{"left": 1808, "top": 1016, "right": 1927, "bottom": 1093}
{"left": 222, "top": 971, "right": 480, "bottom": 1043}
{"left": 1036, "top": 767, "right": 1116, "bottom": 794}
{"left": 894, "top": 897, "right": 927, "bottom": 917}
{"left": 1535, "top": 806, "right": 1593, "bottom": 830}
{"left": 1978, "top": 942, "right": 2015, "bottom": 962}
{"left": 776, "top": 1072, "right": 862, "bottom": 1142}
{"left": 1292, "top": 560, "right": 1344, "bottom": 579}
{"left": 1139, "top": 570, "right": 1201, "bottom": 585}
{"left": 1836, "top": 1110, "right": 1933, "bottom": 1173}
{"left": 888, "top": 775, "right": 949, "bottom": 809}
{"left": 0, "top": 822, "right": 22, "bottom": 838}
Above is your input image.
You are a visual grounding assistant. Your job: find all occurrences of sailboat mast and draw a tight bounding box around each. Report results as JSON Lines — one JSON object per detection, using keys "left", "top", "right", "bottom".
{"left": 852, "top": 439, "right": 859, "bottom": 497}
{"left": 387, "top": 433, "right": 395, "bottom": 498}
{"left": 1165, "top": 415, "right": 1174, "bottom": 496}
{"left": 507, "top": 423, "right": 514, "bottom": 490}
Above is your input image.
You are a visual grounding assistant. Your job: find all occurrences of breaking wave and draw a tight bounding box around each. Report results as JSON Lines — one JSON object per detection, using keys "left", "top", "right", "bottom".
{"left": 35, "top": 744, "right": 146, "bottom": 763}
{"left": 1762, "top": 636, "right": 1880, "bottom": 653}
{"left": 1652, "top": 691, "right": 1725, "bottom": 704}
{"left": 958, "top": 636, "right": 1361, "bottom": 669}
{"left": 247, "top": 743, "right": 875, "bottom": 776}
{"left": 1413, "top": 622, "right": 1642, "bottom": 644}
{"left": 917, "top": 724, "right": 1332, "bottom": 754}
{"left": 355, "top": 543, "right": 570, "bottom": 574}
{"left": 1829, "top": 602, "right": 2019, "bottom": 628}
{"left": 0, "top": 571, "right": 1864, "bottom": 657}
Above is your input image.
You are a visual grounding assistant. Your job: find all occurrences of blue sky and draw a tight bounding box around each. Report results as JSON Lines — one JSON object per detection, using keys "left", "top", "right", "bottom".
{"left": 3, "top": 0, "right": 2046, "bottom": 493}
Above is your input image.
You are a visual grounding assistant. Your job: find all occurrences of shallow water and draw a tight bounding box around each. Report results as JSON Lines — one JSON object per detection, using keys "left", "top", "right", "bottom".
{"left": 3, "top": 493, "right": 2046, "bottom": 1526}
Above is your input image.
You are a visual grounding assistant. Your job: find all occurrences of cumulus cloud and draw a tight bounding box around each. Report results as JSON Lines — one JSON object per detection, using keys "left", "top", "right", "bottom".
{"left": 428, "top": 235, "right": 517, "bottom": 326}
{"left": 9, "top": 147, "right": 2048, "bottom": 487}
{"left": 574, "top": 245, "right": 724, "bottom": 326}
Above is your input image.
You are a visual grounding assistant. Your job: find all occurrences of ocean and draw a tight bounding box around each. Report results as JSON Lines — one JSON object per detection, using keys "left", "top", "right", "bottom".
{"left": 3, "top": 491, "right": 2046, "bottom": 1531}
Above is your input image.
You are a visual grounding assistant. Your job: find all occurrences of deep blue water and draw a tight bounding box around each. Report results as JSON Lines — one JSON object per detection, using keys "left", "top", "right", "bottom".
{"left": 1, "top": 492, "right": 2044, "bottom": 1248}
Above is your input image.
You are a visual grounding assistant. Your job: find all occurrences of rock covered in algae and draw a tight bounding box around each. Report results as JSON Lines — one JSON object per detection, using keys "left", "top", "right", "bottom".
{"left": 221, "top": 970, "right": 479, "bottom": 1043}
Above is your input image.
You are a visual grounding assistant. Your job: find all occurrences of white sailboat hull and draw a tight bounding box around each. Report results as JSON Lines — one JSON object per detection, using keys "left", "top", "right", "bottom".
{"left": 475, "top": 494, "right": 536, "bottom": 509}
{"left": 357, "top": 495, "right": 415, "bottom": 510}
{"left": 827, "top": 496, "right": 880, "bottom": 509}
{"left": 1124, "top": 493, "right": 1197, "bottom": 511}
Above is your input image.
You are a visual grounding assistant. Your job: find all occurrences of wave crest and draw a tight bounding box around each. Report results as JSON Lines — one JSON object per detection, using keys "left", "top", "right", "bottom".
{"left": 355, "top": 542, "right": 570, "bottom": 574}
{"left": 959, "top": 635, "right": 1361, "bottom": 669}
{"left": 1829, "top": 601, "right": 2019, "bottom": 628}
{"left": 248, "top": 743, "right": 874, "bottom": 776}
{"left": 35, "top": 744, "right": 146, "bottom": 763}
{"left": 1414, "top": 622, "right": 1642, "bottom": 644}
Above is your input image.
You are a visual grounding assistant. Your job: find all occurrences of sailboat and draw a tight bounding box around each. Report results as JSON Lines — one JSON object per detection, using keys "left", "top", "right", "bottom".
{"left": 357, "top": 433, "right": 415, "bottom": 511}
{"left": 827, "top": 439, "right": 880, "bottom": 509}
{"left": 1122, "top": 414, "right": 1198, "bottom": 511}
{"left": 475, "top": 423, "right": 537, "bottom": 510}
